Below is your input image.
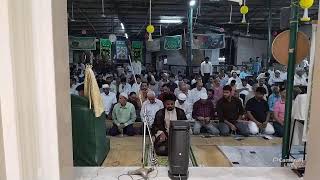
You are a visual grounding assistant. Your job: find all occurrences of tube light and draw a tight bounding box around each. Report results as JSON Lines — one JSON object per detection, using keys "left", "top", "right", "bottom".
{"left": 121, "top": 23, "right": 125, "bottom": 30}
{"left": 125, "top": 33, "right": 128, "bottom": 39}
{"left": 160, "top": 19, "right": 183, "bottom": 24}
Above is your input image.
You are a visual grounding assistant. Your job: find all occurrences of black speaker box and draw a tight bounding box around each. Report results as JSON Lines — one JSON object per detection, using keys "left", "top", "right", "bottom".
{"left": 168, "top": 120, "right": 190, "bottom": 180}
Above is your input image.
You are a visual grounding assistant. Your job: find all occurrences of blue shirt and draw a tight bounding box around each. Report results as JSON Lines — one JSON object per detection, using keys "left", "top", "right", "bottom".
{"left": 239, "top": 71, "right": 250, "bottom": 79}
{"left": 253, "top": 62, "right": 261, "bottom": 74}
{"left": 268, "top": 93, "right": 281, "bottom": 112}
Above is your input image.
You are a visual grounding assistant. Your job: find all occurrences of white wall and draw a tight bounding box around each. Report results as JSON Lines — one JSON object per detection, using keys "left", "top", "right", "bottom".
{"left": 236, "top": 37, "right": 268, "bottom": 65}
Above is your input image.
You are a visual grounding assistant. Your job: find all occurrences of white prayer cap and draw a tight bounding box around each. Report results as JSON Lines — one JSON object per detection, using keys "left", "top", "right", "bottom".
{"left": 200, "top": 93, "right": 208, "bottom": 100}
{"left": 275, "top": 70, "right": 281, "bottom": 74}
{"left": 178, "top": 93, "right": 187, "bottom": 101}
{"left": 102, "top": 84, "right": 110, "bottom": 89}
{"left": 120, "top": 92, "right": 128, "bottom": 99}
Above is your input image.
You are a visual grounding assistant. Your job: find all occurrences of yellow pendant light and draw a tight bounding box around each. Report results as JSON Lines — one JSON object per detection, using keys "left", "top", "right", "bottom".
{"left": 300, "top": 0, "right": 314, "bottom": 22}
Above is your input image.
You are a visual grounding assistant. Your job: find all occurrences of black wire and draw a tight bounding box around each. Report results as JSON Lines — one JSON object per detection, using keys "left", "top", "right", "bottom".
{"left": 117, "top": 173, "right": 134, "bottom": 180}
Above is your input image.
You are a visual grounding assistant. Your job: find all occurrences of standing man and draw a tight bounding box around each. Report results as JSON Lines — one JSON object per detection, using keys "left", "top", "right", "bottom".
{"left": 253, "top": 57, "right": 262, "bottom": 76}
{"left": 101, "top": 84, "right": 117, "bottom": 119}
{"left": 109, "top": 93, "right": 137, "bottom": 136}
{"left": 152, "top": 93, "right": 187, "bottom": 156}
{"left": 131, "top": 59, "right": 142, "bottom": 75}
{"left": 200, "top": 57, "right": 213, "bottom": 84}
{"left": 192, "top": 93, "right": 220, "bottom": 135}
{"left": 217, "top": 85, "right": 249, "bottom": 136}
{"left": 246, "top": 87, "right": 275, "bottom": 135}
{"left": 140, "top": 91, "right": 164, "bottom": 127}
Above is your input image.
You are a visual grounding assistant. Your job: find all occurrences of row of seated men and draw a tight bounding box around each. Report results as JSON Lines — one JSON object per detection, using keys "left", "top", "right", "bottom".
{"left": 95, "top": 81, "right": 285, "bottom": 139}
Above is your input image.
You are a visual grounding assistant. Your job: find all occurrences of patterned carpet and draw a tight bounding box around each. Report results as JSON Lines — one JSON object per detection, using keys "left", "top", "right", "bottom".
{"left": 102, "top": 136, "right": 283, "bottom": 167}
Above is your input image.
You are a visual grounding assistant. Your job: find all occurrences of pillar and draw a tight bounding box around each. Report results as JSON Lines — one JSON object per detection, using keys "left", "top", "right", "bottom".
{"left": 0, "top": 0, "right": 73, "bottom": 179}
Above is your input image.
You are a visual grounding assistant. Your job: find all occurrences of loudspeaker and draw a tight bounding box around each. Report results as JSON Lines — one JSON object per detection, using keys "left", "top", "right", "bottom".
{"left": 280, "top": 7, "right": 291, "bottom": 30}
{"left": 168, "top": 120, "right": 190, "bottom": 180}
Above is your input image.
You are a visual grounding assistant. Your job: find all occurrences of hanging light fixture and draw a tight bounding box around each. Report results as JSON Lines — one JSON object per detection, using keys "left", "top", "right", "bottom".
{"left": 240, "top": 0, "right": 249, "bottom": 24}
{"left": 300, "top": 0, "right": 314, "bottom": 22}
{"left": 146, "top": 0, "right": 155, "bottom": 41}
{"left": 228, "top": 4, "right": 233, "bottom": 24}
{"left": 70, "top": 1, "right": 76, "bottom": 22}
{"left": 101, "top": 0, "right": 106, "bottom": 18}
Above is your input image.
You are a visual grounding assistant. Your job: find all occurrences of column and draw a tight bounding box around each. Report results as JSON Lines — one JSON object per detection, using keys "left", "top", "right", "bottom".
{"left": 0, "top": 0, "right": 73, "bottom": 179}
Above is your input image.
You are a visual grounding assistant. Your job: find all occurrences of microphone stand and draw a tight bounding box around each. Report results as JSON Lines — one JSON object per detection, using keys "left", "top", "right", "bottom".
{"left": 125, "top": 51, "right": 157, "bottom": 179}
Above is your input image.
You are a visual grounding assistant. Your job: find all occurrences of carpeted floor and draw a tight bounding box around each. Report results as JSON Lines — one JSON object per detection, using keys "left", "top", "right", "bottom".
{"left": 102, "top": 136, "right": 283, "bottom": 167}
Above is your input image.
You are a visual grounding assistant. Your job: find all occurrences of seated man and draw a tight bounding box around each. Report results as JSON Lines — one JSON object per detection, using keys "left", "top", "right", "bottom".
{"left": 192, "top": 93, "right": 220, "bottom": 135}
{"left": 246, "top": 87, "right": 275, "bottom": 135}
{"left": 141, "top": 91, "right": 164, "bottom": 127}
{"left": 268, "top": 86, "right": 281, "bottom": 113}
{"left": 273, "top": 88, "right": 286, "bottom": 137}
{"left": 175, "top": 93, "right": 193, "bottom": 121}
{"left": 217, "top": 85, "right": 249, "bottom": 136}
{"left": 236, "top": 79, "right": 252, "bottom": 103}
{"left": 189, "top": 81, "right": 207, "bottom": 104}
{"left": 152, "top": 93, "right": 187, "bottom": 156}
{"left": 109, "top": 93, "right": 136, "bottom": 136}
{"left": 101, "top": 84, "right": 117, "bottom": 119}
{"left": 158, "top": 83, "right": 175, "bottom": 102}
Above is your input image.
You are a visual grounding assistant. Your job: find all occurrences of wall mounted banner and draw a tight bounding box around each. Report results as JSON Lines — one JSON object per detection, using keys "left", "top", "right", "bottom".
{"left": 193, "top": 34, "right": 225, "bottom": 50}
{"left": 69, "top": 36, "right": 97, "bottom": 50}
{"left": 100, "top": 38, "right": 112, "bottom": 61}
{"left": 116, "top": 41, "right": 128, "bottom": 60}
{"left": 164, "top": 35, "right": 182, "bottom": 50}
{"left": 132, "top": 41, "right": 143, "bottom": 62}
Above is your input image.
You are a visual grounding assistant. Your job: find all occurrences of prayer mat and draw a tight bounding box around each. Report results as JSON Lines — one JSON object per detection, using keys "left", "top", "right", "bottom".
{"left": 218, "top": 145, "right": 305, "bottom": 167}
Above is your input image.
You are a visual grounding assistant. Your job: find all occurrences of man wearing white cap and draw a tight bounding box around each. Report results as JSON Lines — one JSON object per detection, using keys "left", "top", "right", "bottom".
{"left": 294, "top": 68, "right": 308, "bottom": 86}
{"left": 175, "top": 93, "right": 193, "bottom": 121}
{"left": 109, "top": 92, "right": 136, "bottom": 136}
{"left": 192, "top": 93, "right": 220, "bottom": 135}
{"left": 268, "top": 70, "right": 284, "bottom": 86}
{"left": 140, "top": 91, "right": 164, "bottom": 127}
{"left": 101, "top": 84, "right": 117, "bottom": 119}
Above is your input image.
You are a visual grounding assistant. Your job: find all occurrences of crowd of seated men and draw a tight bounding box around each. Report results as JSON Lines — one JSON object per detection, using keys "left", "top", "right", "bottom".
{"left": 70, "top": 61, "right": 309, "bottom": 143}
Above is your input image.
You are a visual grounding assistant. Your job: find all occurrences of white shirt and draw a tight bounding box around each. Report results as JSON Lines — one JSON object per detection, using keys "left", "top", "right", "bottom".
{"left": 175, "top": 101, "right": 193, "bottom": 121}
{"left": 281, "top": 72, "right": 287, "bottom": 80}
{"left": 227, "top": 77, "right": 242, "bottom": 86}
{"left": 101, "top": 92, "right": 117, "bottom": 115}
{"left": 119, "top": 83, "right": 132, "bottom": 95}
{"left": 189, "top": 88, "right": 207, "bottom": 104}
{"left": 236, "top": 84, "right": 252, "bottom": 96}
{"left": 294, "top": 75, "right": 308, "bottom": 86}
{"left": 200, "top": 61, "right": 213, "bottom": 76}
{"left": 268, "top": 76, "right": 284, "bottom": 86}
{"left": 70, "top": 83, "right": 80, "bottom": 95}
{"left": 131, "top": 61, "right": 142, "bottom": 75}
{"left": 257, "top": 73, "right": 266, "bottom": 80}
{"left": 141, "top": 99, "right": 164, "bottom": 126}
{"left": 131, "top": 83, "right": 141, "bottom": 94}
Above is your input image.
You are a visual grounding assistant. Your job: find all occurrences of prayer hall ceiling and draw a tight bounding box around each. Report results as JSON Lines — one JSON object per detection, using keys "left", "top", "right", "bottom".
{"left": 68, "top": 0, "right": 319, "bottom": 38}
